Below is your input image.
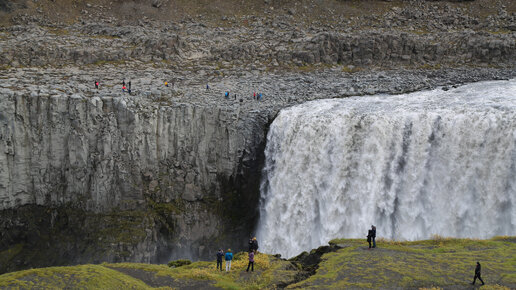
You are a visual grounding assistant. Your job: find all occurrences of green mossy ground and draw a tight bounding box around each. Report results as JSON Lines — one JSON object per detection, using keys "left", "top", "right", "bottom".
{"left": 290, "top": 236, "right": 516, "bottom": 289}
{"left": 1, "top": 237, "right": 514, "bottom": 289}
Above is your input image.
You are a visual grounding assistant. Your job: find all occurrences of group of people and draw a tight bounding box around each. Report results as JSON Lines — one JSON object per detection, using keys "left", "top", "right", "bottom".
{"left": 215, "top": 237, "right": 259, "bottom": 273}
{"left": 94, "top": 79, "right": 174, "bottom": 94}
{"left": 223, "top": 91, "right": 263, "bottom": 101}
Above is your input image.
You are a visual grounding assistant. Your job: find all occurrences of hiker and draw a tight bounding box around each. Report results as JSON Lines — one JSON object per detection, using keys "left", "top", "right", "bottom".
{"left": 234, "top": 94, "right": 237, "bottom": 100}
{"left": 246, "top": 250, "right": 254, "bottom": 272}
{"left": 128, "top": 81, "right": 131, "bottom": 90}
{"left": 122, "top": 79, "right": 126, "bottom": 87}
{"left": 165, "top": 81, "right": 169, "bottom": 87}
{"left": 122, "top": 85, "right": 126, "bottom": 93}
{"left": 216, "top": 249, "right": 224, "bottom": 271}
{"left": 371, "top": 225, "right": 376, "bottom": 248}
{"left": 472, "top": 261, "right": 485, "bottom": 285}
{"left": 251, "top": 237, "right": 259, "bottom": 253}
{"left": 95, "top": 81, "right": 99, "bottom": 89}
{"left": 206, "top": 84, "right": 209, "bottom": 90}
{"left": 367, "top": 229, "right": 372, "bottom": 249}
{"left": 258, "top": 93, "right": 262, "bottom": 101}
{"left": 225, "top": 249, "right": 233, "bottom": 271}
{"left": 225, "top": 91, "right": 229, "bottom": 99}
{"left": 253, "top": 92, "right": 256, "bottom": 99}
{"left": 248, "top": 238, "right": 254, "bottom": 252}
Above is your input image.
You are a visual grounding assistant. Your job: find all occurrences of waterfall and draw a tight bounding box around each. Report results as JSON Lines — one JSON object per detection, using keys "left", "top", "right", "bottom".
{"left": 256, "top": 80, "right": 516, "bottom": 258}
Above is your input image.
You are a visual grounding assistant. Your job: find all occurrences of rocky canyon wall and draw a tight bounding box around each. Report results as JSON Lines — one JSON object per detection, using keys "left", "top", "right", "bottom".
{"left": 0, "top": 93, "right": 269, "bottom": 273}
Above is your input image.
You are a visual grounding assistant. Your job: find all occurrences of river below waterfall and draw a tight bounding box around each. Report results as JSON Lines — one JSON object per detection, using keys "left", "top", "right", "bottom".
{"left": 256, "top": 79, "right": 516, "bottom": 258}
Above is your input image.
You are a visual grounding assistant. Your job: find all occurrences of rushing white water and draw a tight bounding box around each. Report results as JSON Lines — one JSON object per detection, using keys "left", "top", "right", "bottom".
{"left": 256, "top": 79, "right": 516, "bottom": 258}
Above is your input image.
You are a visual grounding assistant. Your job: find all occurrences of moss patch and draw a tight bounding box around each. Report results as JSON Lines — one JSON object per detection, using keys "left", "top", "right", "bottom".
{"left": 0, "top": 264, "right": 149, "bottom": 289}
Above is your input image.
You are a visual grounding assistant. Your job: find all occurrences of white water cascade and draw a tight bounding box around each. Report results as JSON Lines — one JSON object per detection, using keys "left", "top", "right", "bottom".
{"left": 256, "top": 79, "right": 516, "bottom": 258}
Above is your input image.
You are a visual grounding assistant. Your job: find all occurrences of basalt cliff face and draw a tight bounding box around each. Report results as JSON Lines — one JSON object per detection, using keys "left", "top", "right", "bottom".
{"left": 0, "top": 92, "right": 270, "bottom": 273}
{"left": 1, "top": 0, "right": 516, "bottom": 274}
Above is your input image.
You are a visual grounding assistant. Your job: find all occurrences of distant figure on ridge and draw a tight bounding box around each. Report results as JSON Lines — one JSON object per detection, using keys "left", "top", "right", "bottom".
{"left": 216, "top": 249, "right": 224, "bottom": 271}
{"left": 246, "top": 250, "right": 254, "bottom": 272}
{"left": 472, "top": 261, "right": 485, "bottom": 285}
{"left": 367, "top": 229, "right": 372, "bottom": 249}
{"left": 225, "top": 249, "right": 233, "bottom": 271}
{"left": 371, "top": 225, "right": 376, "bottom": 248}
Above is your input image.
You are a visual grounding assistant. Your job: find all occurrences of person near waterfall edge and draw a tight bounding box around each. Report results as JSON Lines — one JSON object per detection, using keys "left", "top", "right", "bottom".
{"left": 371, "top": 225, "right": 376, "bottom": 248}
{"left": 367, "top": 229, "right": 373, "bottom": 249}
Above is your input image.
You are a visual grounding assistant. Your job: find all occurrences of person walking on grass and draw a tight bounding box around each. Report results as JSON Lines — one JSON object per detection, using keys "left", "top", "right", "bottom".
{"left": 246, "top": 250, "right": 254, "bottom": 272}
{"left": 371, "top": 225, "right": 376, "bottom": 248}
{"left": 225, "top": 249, "right": 233, "bottom": 272}
{"left": 367, "top": 229, "right": 372, "bottom": 249}
{"left": 216, "top": 249, "right": 224, "bottom": 271}
{"left": 472, "top": 261, "right": 485, "bottom": 285}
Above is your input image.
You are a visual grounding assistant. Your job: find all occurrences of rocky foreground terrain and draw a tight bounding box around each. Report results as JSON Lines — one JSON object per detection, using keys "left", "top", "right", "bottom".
{"left": 0, "top": 0, "right": 515, "bottom": 274}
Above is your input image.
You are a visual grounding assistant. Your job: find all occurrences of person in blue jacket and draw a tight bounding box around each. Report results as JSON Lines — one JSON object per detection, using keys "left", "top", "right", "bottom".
{"left": 225, "top": 249, "right": 233, "bottom": 271}
{"left": 216, "top": 249, "right": 224, "bottom": 271}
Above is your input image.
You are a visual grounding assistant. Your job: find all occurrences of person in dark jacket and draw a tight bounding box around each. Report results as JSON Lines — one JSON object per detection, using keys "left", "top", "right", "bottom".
{"left": 216, "top": 249, "right": 224, "bottom": 271}
{"left": 371, "top": 225, "right": 376, "bottom": 248}
{"left": 248, "top": 238, "right": 254, "bottom": 252}
{"left": 246, "top": 250, "right": 255, "bottom": 272}
{"left": 251, "top": 237, "right": 259, "bottom": 253}
{"left": 367, "top": 229, "right": 372, "bottom": 249}
{"left": 472, "top": 261, "right": 485, "bottom": 285}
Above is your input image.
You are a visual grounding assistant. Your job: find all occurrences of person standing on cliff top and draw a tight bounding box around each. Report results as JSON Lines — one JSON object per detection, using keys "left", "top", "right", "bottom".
{"left": 225, "top": 249, "right": 233, "bottom": 271}
{"left": 216, "top": 249, "right": 224, "bottom": 271}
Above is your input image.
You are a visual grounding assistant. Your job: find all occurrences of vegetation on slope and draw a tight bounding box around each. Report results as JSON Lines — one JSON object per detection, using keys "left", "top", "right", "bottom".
{"left": 0, "top": 237, "right": 514, "bottom": 289}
